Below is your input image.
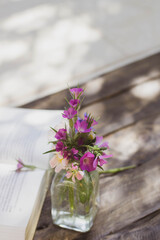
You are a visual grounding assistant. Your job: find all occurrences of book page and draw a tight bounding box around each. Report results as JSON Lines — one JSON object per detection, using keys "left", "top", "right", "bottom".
{"left": 0, "top": 164, "right": 45, "bottom": 228}
{"left": 0, "top": 108, "right": 62, "bottom": 169}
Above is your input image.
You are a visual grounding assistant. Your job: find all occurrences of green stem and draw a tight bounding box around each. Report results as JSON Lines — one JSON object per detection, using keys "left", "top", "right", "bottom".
{"left": 23, "top": 164, "right": 36, "bottom": 170}
{"left": 99, "top": 165, "right": 136, "bottom": 175}
{"left": 69, "top": 119, "right": 75, "bottom": 138}
{"left": 68, "top": 185, "right": 74, "bottom": 215}
{"left": 69, "top": 119, "right": 73, "bottom": 129}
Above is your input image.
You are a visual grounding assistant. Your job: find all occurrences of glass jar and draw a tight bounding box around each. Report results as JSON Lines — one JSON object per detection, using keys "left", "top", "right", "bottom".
{"left": 50, "top": 169, "right": 99, "bottom": 232}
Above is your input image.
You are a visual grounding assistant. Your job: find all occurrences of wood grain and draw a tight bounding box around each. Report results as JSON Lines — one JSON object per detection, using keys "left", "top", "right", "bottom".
{"left": 104, "top": 209, "right": 160, "bottom": 240}
{"left": 102, "top": 112, "right": 160, "bottom": 170}
{"left": 94, "top": 156, "right": 160, "bottom": 239}
{"left": 34, "top": 113, "right": 160, "bottom": 240}
{"left": 81, "top": 78, "right": 160, "bottom": 136}
{"left": 29, "top": 53, "right": 160, "bottom": 240}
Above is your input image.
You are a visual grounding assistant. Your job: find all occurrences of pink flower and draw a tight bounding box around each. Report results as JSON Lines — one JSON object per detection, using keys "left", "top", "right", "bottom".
{"left": 66, "top": 164, "right": 84, "bottom": 182}
{"left": 16, "top": 158, "right": 37, "bottom": 172}
{"left": 55, "top": 128, "right": 67, "bottom": 140}
{"left": 69, "top": 99, "right": 80, "bottom": 108}
{"left": 93, "top": 137, "right": 112, "bottom": 168}
{"left": 80, "top": 152, "right": 96, "bottom": 172}
{"left": 70, "top": 88, "right": 83, "bottom": 98}
{"left": 74, "top": 120, "right": 91, "bottom": 133}
{"left": 50, "top": 153, "right": 68, "bottom": 173}
{"left": 95, "top": 136, "right": 109, "bottom": 148}
{"left": 16, "top": 158, "right": 24, "bottom": 172}
{"left": 62, "top": 107, "right": 77, "bottom": 119}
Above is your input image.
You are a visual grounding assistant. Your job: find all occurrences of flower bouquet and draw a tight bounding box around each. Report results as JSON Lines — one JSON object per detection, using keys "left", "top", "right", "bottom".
{"left": 15, "top": 87, "right": 135, "bottom": 233}
{"left": 46, "top": 87, "right": 112, "bottom": 232}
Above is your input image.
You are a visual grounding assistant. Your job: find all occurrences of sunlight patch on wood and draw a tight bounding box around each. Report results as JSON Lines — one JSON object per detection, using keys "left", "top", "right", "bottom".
{"left": 85, "top": 78, "right": 104, "bottom": 96}
{"left": 109, "top": 129, "right": 140, "bottom": 161}
{"left": 131, "top": 79, "right": 160, "bottom": 100}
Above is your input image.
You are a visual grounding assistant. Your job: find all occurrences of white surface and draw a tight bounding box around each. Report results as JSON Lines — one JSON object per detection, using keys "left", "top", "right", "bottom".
{"left": 0, "top": 163, "right": 45, "bottom": 240}
{"left": 0, "top": 0, "right": 160, "bottom": 106}
{"left": 0, "top": 107, "right": 62, "bottom": 168}
{"left": 0, "top": 164, "right": 45, "bottom": 227}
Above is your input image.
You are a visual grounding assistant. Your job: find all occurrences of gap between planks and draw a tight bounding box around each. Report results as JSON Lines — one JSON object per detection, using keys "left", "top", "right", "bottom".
{"left": 81, "top": 75, "right": 160, "bottom": 109}
{"left": 102, "top": 110, "right": 160, "bottom": 138}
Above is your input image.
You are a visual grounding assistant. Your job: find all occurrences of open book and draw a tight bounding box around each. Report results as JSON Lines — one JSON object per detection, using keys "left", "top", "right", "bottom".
{"left": 0, "top": 107, "right": 62, "bottom": 240}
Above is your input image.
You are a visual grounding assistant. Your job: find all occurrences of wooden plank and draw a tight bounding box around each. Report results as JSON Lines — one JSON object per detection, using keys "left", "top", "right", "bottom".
{"left": 34, "top": 113, "right": 160, "bottom": 240}
{"left": 22, "top": 53, "right": 160, "bottom": 110}
{"left": 104, "top": 209, "right": 160, "bottom": 240}
{"left": 103, "top": 111, "right": 160, "bottom": 170}
{"left": 89, "top": 155, "right": 160, "bottom": 240}
{"left": 22, "top": 78, "right": 160, "bottom": 139}
{"left": 81, "top": 78, "right": 160, "bottom": 136}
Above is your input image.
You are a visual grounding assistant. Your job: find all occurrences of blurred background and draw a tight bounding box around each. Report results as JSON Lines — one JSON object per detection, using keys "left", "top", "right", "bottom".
{"left": 0, "top": 0, "right": 160, "bottom": 107}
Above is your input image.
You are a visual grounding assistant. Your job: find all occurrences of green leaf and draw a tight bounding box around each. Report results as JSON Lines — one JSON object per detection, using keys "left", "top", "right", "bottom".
{"left": 100, "top": 147, "right": 108, "bottom": 150}
{"left": 97, "top": 165, "right": 104, "bottom": 171}
{"left": 65, "top": 97, "right": 70, "bottom": 106}
{"left": 50, "top": 127, "right": 57, "bottom": 133}
{"left": 43, "top": 149, "right": 56, "bottom": 154}
{"left": 48, "top": 141, "right": 58, "bottom": 144}
{"left": 78, "top": 152, "right": 83, "bottom": 157}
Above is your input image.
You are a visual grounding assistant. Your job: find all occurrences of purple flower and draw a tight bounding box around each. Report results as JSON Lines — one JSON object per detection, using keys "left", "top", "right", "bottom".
{"left": 55, "top": 128, "right": 67, "bottom": 140}
{"left": 93, "top": 154, "right": 112, "bottom": 168}
{"left": 74, "top": 120, "right": 91, "bottom": 133}
{"left": 16, "top": 158, "right": 24, "bottom": 172}
{"left": 71, "top": 148, "right": 78, "bottom": 155}
{"left": 84, "top": 113, "right": 98, "bottom": 127}
{"left": 70, "top": 88, "right": 83, "bottom": 98}
{"left": 62, "top": 107, "right": 77, "bottom": 119}
{"left": 95, "top": 136, "right": 109, "bottom": 148}
{"left": 69, "top": 99, "right": 80, "bottom": 108}
{"left": 56, "top": 141, "right": 64, "bottom": 152}
{"left": 63, "top": 150, "right": 69, "bottom": 159}
{"left": 80, "top": 152, "right": 96, "bottom": 172}
{"left": 68, "top": 148, "right": 79, "bottom": 160}
{"left": 71, "top": 148, "right": 79, "bottom": 160}
{"left": 63, "top": 148, "right": 79, "bottom": 160}
{"left": 99, "top": 154, "right": 112, "bottom": 166}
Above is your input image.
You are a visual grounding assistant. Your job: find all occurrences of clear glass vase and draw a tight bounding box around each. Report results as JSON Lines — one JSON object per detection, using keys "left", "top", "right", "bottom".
{"left": 50, "top": 169, "right": 99, "bottom": 232}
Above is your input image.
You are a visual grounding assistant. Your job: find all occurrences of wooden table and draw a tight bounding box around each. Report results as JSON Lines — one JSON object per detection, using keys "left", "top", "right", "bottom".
{"left": 23, "top": 53, "right": 160, "bottom": 240}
